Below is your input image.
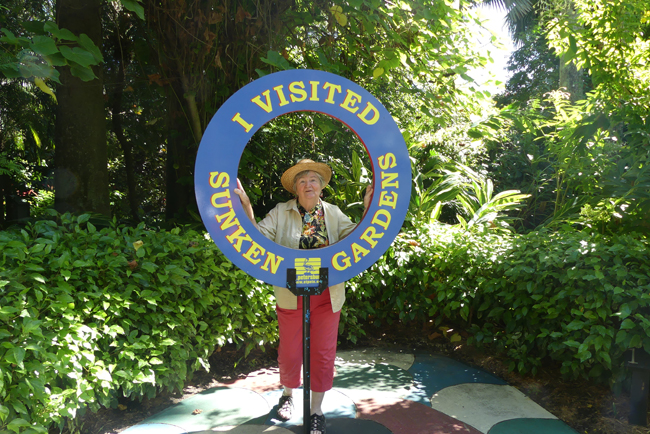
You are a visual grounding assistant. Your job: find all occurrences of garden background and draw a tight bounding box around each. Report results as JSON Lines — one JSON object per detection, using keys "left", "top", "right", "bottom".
{"left": 1, "top": 0, "right": 649, "bottom": 433}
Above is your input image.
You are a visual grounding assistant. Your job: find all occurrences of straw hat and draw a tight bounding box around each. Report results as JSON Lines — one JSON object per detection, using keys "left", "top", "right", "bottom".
{"left": 281, "top": 159, "right": 332, "bottom": 195}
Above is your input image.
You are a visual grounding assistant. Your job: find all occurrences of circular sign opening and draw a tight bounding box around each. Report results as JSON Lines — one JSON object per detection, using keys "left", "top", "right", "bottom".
{"left": 239, "top": 111, "right": 372, "bottom": 230}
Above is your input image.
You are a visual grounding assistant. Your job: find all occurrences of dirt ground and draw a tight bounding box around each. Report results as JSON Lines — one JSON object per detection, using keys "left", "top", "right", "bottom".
{"left": 74, "top": 324, "right": 650, "bottom": 434}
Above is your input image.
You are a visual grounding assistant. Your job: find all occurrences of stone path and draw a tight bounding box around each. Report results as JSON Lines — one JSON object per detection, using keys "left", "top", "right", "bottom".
{"left": 122, "top": 348, "right": 579, "bottom": 434}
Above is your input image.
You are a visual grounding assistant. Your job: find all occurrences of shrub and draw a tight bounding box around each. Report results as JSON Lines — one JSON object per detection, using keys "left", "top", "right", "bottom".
{"left": 0, "top": 213, "right": 277, "bottom": 433}
{"left": 344, "top": 224, "right": 650, "bottom": 384}
{"left": 346, "top": 223, "right": 511, "bottom": 329}
{"left": 469, "top": 229, "right": 650, "bottom": 383}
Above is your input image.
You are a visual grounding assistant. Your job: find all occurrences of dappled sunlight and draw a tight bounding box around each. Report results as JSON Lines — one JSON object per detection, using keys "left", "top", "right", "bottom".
{"left": 195, "top": 425, "right": 292, "bottom": 433}
{"left": 357, "top": 396, "right": 481, "bottom": 433}
{"left": 215, "top": 367, "right": 282, "bottom": 394}
{"left": 333, "top": 362, "right": 413, "bottom": 392}
{"left": 335, "top": 347, "right": 415, "bottom": 371}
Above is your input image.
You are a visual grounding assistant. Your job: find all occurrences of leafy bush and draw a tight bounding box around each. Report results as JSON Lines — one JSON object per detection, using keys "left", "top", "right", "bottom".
{"left": 344, "top": 224, "right": 650, "bottom": 384}
{"left": 3, "top": 211, "right": 647, "bottom": 433}
{"left": 468, "top": 229, "right": 650, "bottom": 383}
{"left": 0, "top": 213, "right": 277, "bottom": 433}
{"left": 346, "top": 224, "right": 511, "bottom": 329}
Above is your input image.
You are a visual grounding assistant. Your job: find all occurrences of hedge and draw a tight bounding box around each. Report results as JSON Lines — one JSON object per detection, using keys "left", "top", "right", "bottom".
{"left": 0, "top": 213, "right": 277, "bottom": 433}
{"left": 2, "top": 214, "right": 649, "bottom": 432}
{"left": 346, "top": 223, "right": 650, "bottom": 384}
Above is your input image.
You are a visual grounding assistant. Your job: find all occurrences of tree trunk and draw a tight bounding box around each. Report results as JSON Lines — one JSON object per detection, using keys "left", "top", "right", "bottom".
{"left": 559, "top": 57, "right": 584, "bottom": 103}
{"left": 180, "top": 73, "right": 203, "bottom": 143}
{"left": 558, "top": 1, "right": 585, "bottom": 103}
{"left": 54, "top": 0, "right": 109, "bottom": 216}
{"left": 109, "top": 16, "right": 140, "bottom": 222}
{"left": 164, "top": 79, "right": 197, "bottom": 222}
{"left": 111, "top": 88, "right": 140, "bottom": 222}
{"left": 0, "top": 174, "right": 7, "bottom": 225}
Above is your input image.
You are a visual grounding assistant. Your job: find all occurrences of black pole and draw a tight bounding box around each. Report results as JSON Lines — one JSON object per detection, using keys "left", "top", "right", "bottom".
{"left": 629, "top": 367, "right": 650, "bottom": 426}
{"left": 626, "top": 348, "right": 650, "bottom": 426}
{"left": 287, "top": 267, "right": 328, "bottom": 434}
{"left": 303, "top": 293, "right": 311, "bottom": 434}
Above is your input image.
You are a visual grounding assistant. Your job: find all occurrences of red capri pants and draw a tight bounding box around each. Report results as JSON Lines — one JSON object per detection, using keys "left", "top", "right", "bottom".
{"left": 276, "top": 288, "right": 341, "bottom": 393}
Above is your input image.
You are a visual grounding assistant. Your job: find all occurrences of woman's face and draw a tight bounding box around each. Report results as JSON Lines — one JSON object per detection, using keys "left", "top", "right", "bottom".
{"left": 295, "top": 171, "right": 323, "bottom": 204}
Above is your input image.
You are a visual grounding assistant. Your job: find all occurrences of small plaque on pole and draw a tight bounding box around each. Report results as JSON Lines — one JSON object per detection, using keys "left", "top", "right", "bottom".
{"left": 295, "top": 258, "right": 321, "bottom": 287}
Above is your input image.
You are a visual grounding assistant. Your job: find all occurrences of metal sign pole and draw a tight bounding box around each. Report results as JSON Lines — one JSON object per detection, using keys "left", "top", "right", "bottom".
{"left": 287, "top": 267, "right": 328, "bottom": 434}
{"left": 302, "top": 293, "right": 311, "bottom": 433}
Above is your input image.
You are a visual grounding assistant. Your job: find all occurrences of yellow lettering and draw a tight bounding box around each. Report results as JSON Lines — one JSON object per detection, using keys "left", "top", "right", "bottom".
{"left": 323, "top": 82, "right": 342, "bottom": 104}
{"left": 378, "top": 191, "right": 398, "bottom": 209}
{"left": 357, "top": 101, "right": 380, "bottom": 125}
{"left": 371, "top": 209, "right": 391, "bottom": 230}
{"left": 273, "top": 85, "right": 290, "bottom": 107}
{"left": 360, "top": 226, "right": 384, "bottom": 249}
{"left": 339, "top": 89, "right": 362, "bottom": 114}
{"left": 242, "top": 241, "right": 265, "bottom": 265}
{"left": 381, "top": 172, "right": 399, "bottom": 189}
{"left": 261, "top": 252, "right": 285, "bottom": 274}
{"left": 215, "top": 207, "right": 240, "bottom": 230}
{"left": 289, "top": 81, "right": 307, "bottom": 102}
{"left": 226, "top": 226, "right": 252, "bottom": 253}
{"left": 211, "top": 190, "right": 231, "bottom": 208}
{"left": 351, "top": 243, "right": 370, "bottom": 263}
{"left": 309, "top": 81, "right": 320, "bottom": 101}
{"left": 251, "top": 89, "right": 273, "bottom": 113}
{"left": 231, "top": 113, "right": 254, "bottom": 133}
{"left": 378, "top": 153, "right": 397, "bottom": 170}
{"left": 209, "top": 171, "right": 231, "bottom": 188}
{"left": 332, "top": 251, "right": 352, "bottom": 271}
{"left": 212, "top": 199, "right": 232, "bottom": 209}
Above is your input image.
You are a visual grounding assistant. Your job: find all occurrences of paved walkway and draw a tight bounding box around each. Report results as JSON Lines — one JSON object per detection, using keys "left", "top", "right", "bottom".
{"left": 122, "top": 348, "right": 579, "bottom": 434}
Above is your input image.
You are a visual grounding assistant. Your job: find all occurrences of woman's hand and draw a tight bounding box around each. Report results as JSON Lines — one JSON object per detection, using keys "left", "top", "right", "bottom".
{"left": 233, "top": 178, "right": 256, "bottom": 225}
{"left": 363, "top": 185, "right": 373, "bottom": 211}
{"left": 233, "top": 178, "right": 251, "bottom": 206}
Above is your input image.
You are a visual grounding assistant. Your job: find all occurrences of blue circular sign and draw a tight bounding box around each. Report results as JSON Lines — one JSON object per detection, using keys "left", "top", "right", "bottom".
{"left": 195, "top": 70, "right": 411, "bottom": 287}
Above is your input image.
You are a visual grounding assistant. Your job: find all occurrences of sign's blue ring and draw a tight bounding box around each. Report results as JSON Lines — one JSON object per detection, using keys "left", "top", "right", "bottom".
{"left": 195, "top": 70, "right": 411, "bottom": 287}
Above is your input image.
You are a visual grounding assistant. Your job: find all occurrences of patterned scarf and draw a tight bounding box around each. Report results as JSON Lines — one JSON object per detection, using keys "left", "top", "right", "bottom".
{"left": 298, "top": 201, "right": 329, "bottom": 249}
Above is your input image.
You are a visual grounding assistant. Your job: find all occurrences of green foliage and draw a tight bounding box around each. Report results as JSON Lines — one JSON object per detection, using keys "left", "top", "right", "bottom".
{"left": 0, "top": 156, "right": 23, "bottom": 178}
{"left": 347, "top": 224, "right": 511, "bottom": 328}
{"left": 344, "top": 223, "right": 650, "bottom": 384}
{"left": 326, "top": 150, "right": 372, "bottom": 223}
{"left": 546, "top": 0, "right": 650, "bottom": 113}
{"left": 480, "top": 0, "right": 650, "bottom": 235}
{"left": 407, "top": 150, "right": 465, "bottom": 226}
{"left": 494, "top": 26, "right": 560, "bottom": 107}
{"left": 403, "top": 143, "right": 529, "bottom": 231}
{"left": 0, "top": 213, "right": 277, "bottom": 433}
{"left": 473, "top": 87, "right": 650, "bottom": 233}
{"left": 467, "top": 229, "right": 650, "bottom": 382}
{"left": 456, "top": 172, "right": 530, "bottom": 232}
{"left": 0, "top": 21, "right": 103, "bottom": 83}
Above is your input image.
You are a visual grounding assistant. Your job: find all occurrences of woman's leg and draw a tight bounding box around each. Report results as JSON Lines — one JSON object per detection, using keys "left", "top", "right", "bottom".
{"left": 277, "top": 290, "right": 340, "bottom": 432}
{"left": 309, "top": 290, "right": 339, "bottom": 434}
{"left": 309, "top": 289, "right": 341, "bottom": 395}
{"left": 276, "top": 305, "right": 303, "bottom": 390}
{"left": 311, "top": 391, "right": 325, "bottom": 415}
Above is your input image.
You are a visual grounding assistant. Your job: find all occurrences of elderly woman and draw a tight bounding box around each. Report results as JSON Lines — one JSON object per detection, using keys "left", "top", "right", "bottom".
{"left": 234, "top": 159, "right": 372, "bottom": 434}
